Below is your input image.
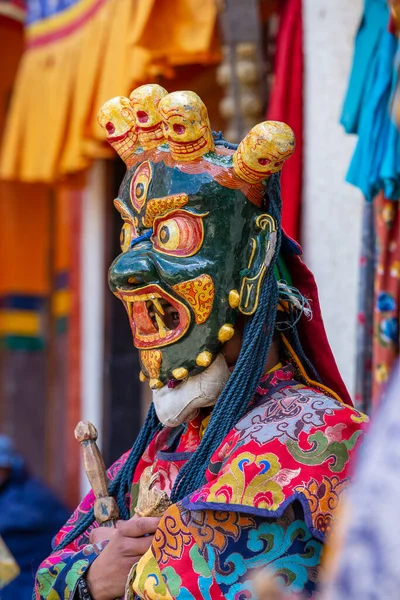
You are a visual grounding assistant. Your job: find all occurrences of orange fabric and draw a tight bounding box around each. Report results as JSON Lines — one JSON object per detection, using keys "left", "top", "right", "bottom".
{"left": 1, "top": 0, "right": 220, "bottom": 183}
{"left": 0, "top": 17, "right": 51, "bottom": 297}
{"left": 54, "top": 187, "right": 72, "bottom": 274}
{"left": 0, "top": 183, "right": 51, "bottom": 296}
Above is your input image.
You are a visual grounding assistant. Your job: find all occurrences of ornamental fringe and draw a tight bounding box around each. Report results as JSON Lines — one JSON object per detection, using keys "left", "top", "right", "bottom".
{"left": 0, "top": 0, "right": 219, "bottom": 183}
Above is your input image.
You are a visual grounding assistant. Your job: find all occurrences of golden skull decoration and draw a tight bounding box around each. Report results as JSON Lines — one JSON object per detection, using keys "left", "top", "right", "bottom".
{"left": 129, "top": 84, "right": 168, "bottom": 151}
{"left": 233, "top": 121, "right": 295, "bottom": 184}
{"left": 159, "top": 91, "right": 215, "bottom": 161}
{"left": 97, "top": 96, "right": 138, "bottom": 165}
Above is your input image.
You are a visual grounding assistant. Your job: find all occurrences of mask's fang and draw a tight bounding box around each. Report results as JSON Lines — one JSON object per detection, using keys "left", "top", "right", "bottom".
{"left": 155, "top": 313, "right": 169, "bottom": 338}
{"left": 152, "top": 298, "right": 165, "bottom": 315}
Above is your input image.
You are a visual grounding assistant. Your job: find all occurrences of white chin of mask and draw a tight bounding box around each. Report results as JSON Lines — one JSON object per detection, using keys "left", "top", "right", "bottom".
{"left": 152, "top": 353, "right": 231, "bottom": 427}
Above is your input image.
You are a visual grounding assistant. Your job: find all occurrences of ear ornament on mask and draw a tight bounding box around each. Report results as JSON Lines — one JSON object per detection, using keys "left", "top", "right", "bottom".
{"left": 239, "top": 214, "right": 277, "bottom": 316}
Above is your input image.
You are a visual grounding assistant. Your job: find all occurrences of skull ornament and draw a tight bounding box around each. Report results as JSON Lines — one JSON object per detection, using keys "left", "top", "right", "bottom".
{"left": 98, "top": 96, "right": 138, "bottom": 165}
{"left": 233, "top": 121, "right": 295, "bottom": 184}
{"left": 159, "top": 91, "right": 215, "bottom": 161}
{"left": 129, "top": 84, "right": 168, "bottom": 150}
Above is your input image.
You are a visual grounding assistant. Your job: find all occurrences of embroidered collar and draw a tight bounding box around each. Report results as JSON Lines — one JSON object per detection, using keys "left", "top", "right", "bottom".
{"left": 255, "top": 363, "right": 296, "bottom": 396}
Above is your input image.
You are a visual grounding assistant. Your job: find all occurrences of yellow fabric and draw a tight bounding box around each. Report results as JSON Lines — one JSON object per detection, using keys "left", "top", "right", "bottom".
{"left": 1, "top": 0, "right": 219, "bottom": 183}
{"left": 52, "top": 290, "right": 71, "bottom": 318}
{"left": 199, "top": 414, "right": 211, "bottom": 439}
{"left": 0, "top": 310, "right": 41, "bottom": 336}
{"left": 133, "top": 547, "right": 173, "bottom": 600}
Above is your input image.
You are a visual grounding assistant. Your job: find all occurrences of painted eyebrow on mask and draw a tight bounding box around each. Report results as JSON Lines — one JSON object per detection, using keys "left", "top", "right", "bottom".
{"left": 142, "top": 193, "right": 189, "bottom": 228}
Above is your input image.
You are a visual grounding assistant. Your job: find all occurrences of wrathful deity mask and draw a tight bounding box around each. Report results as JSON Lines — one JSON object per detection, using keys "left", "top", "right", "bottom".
{"left": 99, "top": 86, "right": 294, "bottom": 419}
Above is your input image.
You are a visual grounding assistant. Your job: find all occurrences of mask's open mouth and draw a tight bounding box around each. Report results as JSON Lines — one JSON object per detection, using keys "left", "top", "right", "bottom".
{"left": 116, "top": 284, "right": 191, "bottom": 349}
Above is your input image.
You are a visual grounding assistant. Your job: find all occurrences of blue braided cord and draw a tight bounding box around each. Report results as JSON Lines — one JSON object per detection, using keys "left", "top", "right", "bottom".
{"left": 287, "top": 322, "right": 322, "bottom": 383}
{"left": 115, "top": 404, "right": 162, "bottom": 519}
{"left": 55, "top": 404, "right": 161, "bottom": 551}
{"left": 130, "top": 229, "right": 153, "bottom": 248}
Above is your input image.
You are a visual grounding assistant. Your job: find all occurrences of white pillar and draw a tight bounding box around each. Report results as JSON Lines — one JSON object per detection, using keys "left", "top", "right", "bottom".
{"left": 302, "top": 0, "right": 364, "bottom": 396}
{"left": 80, "top": 161, "right": 106, "bottom": 495}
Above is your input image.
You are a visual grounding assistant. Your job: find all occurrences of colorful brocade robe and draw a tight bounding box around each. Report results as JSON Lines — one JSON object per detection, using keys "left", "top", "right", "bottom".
{"left": 34, "top": 365, "right": 367, "bottom": 599}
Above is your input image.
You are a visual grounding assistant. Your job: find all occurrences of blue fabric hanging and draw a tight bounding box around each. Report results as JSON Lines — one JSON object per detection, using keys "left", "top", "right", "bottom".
{"left": 341, "top": 0, "right": 400, "bottom": 202}
{"left": 341, "top": 0, "right": 390, "bottom": 134}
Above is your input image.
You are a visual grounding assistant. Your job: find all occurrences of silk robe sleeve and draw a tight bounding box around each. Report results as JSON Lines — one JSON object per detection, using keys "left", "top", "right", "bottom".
{"left": 132, "top": 502, "right": 321, "bottom": 599}
{"left": 34, "top": 451, "right": 130, "bottom": 600}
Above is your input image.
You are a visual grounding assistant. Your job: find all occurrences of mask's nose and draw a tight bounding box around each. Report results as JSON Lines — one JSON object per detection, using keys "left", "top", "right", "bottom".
{"left": 108, "top": 245, "right": 159, "bottom": 292}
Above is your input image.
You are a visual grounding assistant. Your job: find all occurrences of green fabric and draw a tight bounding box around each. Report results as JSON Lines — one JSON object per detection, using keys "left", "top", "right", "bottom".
{"left": 0, "top": 336, "right": 45, "bottom": 351}
{"left": 274, "top": 254, "right": 293, "bottom": 286}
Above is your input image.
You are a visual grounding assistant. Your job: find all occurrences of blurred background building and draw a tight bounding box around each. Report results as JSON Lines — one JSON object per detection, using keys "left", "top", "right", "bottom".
{"left": 2, "top": 0, "right": 399, "bottom": 510}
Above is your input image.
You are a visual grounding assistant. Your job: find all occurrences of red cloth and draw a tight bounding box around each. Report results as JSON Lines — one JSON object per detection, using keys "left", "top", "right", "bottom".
{"left": 285, "top": 246, "right": 353, "bottom": 406}
{"left": 267, "top": 0, "right": 303, "bottom": 242}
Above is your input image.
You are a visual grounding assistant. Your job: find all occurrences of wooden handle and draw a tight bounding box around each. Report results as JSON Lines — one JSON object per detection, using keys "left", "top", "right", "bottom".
{"left": 74, "top": 421, "right": 119, "bottom": 526}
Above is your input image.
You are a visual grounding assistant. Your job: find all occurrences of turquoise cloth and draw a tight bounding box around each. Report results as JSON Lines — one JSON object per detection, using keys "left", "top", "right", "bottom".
{"left": 341, "top": 0, "right": 389, "bottom": 134}
{"left": 341, "top": 0, "right": 400, "bottom": 201}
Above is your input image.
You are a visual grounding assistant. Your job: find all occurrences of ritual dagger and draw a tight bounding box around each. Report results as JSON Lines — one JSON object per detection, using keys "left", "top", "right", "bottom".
{"left": 74, "top": 421, "right": 119, "bottom": 526}
{"left": 75, "top": 421, "right": 172, "bottom": 600}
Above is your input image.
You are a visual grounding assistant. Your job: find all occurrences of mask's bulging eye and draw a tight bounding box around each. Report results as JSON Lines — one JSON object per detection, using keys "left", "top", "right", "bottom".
{"left": 159, "top": 226, "right": 169, "bottom": 244}
{"left": 120, "top": 222, "right": 135, "bottom": 252}
{"left": 152, "top": 210, "right": 206, "bottom": 257}
{"left": 130, "top": 161, "right": 152, "bottom": 212}
{"left": 136, "top": 182, "right": 145, "bottom": 199}
{"left": 156, "top": 220, "right": 180, "bottom": 251}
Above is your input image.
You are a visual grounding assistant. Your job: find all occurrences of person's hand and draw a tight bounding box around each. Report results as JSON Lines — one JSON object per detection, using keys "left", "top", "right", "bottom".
{"left": 86, "top": 516, "right": 160, "bottom": 600}
{"left": 89, "top": 525, "right": 118, "bottom": 545}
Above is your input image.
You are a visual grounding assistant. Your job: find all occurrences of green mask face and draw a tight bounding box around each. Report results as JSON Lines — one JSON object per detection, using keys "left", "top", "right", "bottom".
{"left": 101, "top": 87, "right": 295, "bottom": 389}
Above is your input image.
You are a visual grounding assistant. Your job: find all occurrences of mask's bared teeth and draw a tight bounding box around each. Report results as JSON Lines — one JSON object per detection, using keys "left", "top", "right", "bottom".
{"left": 155, "top": 313, "right": 169, "bottom": 339}
{"left": 152, "top": 298, "right": 165, "bottom": 315}
{"left": 127, "top": 302, "right": 133, "bottom": 319}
